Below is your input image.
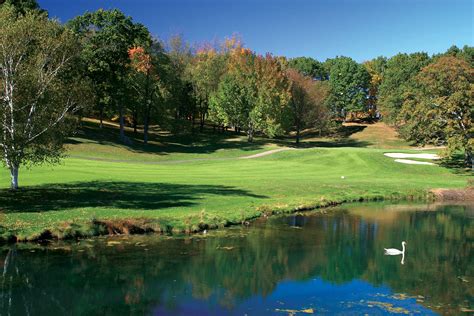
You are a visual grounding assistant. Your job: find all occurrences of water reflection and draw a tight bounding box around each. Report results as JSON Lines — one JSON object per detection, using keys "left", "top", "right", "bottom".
{"left": 0, "top": 203, "right": 472, "bottom": 315}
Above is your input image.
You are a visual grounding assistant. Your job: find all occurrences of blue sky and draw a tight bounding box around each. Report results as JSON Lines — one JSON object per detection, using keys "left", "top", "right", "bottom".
{"left": 38, "top": 0, "right": 473, "bottom": 62}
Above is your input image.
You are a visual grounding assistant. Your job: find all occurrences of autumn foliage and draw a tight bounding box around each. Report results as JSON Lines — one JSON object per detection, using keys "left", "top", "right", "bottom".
{"left": 128, "top": 46, "right": 152, "bottom": 74}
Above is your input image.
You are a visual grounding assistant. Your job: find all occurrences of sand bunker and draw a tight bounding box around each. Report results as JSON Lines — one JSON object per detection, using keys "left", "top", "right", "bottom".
{"left": 384, "top": 153, "right": 440, "bottom": 159}
{"left": 394, "top": 159, "right": 435, "bottom": 165}
{"left": 384, "top": 152, "right": 440, "bottom": 166}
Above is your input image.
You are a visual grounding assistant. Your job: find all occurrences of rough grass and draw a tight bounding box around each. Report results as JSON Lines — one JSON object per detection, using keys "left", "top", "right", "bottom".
{"left": 0, "top": 120, "right": 471, "bottom": 241}
{"left": 342, "top": 122, "right": 411, "bottom": 149}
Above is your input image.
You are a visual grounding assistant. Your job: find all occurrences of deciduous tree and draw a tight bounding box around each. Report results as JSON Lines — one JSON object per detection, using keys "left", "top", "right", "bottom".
{"left": 378, "top": 52, "right": 430, "bottom": 122}
{"left": 0, "top": 5, "right": 90, "bottom": 189}
{"left": 187, "top": 45, "right": 227, "bottom": 132}
{"left": 286, "top": 69, "right": 329, "bottom": 144}
{"left": 210, "top": 49, "right": 290, "bottom": 142}
{"left": 325, "top": 56, "right": 370, "bottom": 119}
{"left": 400, "top": 56, "right": 473, "bottom": 168}
{"left": 0, "top": 0, "right": 44, "bottom": 15}
{"left": 363, "top": 56, "right": 386, "bottom": 117}
{"left": 288, "top": 57, "right": 327, "bottom": 80}
{"left": 68, "top": 9, "right": 150, "bottom": 141}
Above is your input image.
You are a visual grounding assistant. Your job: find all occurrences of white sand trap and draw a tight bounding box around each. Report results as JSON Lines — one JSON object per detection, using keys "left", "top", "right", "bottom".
{"left": 394, "top": 159, "right": 435, "bottom": 165}
{"left": 384, "top": 153, "right": 440, "bottom": 159}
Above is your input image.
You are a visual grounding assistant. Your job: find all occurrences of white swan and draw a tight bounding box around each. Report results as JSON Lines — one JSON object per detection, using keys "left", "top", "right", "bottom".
{"left": 384, "top": 241, "right": 406, "bottom": 255}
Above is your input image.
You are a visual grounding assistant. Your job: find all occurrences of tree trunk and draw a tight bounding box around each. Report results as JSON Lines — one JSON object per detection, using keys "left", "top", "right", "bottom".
{"left": 466, "top": 148, "right": 473, "bottom": 169}
{"left": 144, "top": 106, "right": 151, "bottom": 145}
{"left": 143, "top": 95, "right": 154, "bottom": 145}
{"left": 143, "top": 118, "right": 149, "bottom": 144}
{"left": 247, "top": 126, "right": 254, "bottom": 142}
{"left": 10, "top": 164, "right": 19, "bottom": 190}
{"left": 200, "top": 112, "right": 205, "bottom": 132}
{"left": 296, "top": 128, "right": 300, "bottom": 145}
{"left": 133, "top": 108, "right": 138, "bottom": 135}
{"left": 119, "top": 103, "right": 125, "bottom": 141}
{"left": 99, "top": 106, "right": 104, "bottom": 129}
{"left": 143, "top": 71, "right": 151, "bottom": 143}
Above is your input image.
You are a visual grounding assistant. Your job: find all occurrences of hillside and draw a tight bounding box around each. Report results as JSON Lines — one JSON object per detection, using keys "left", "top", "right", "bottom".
{"left": 0, "top": 119, "right": 470, "bottom": 241}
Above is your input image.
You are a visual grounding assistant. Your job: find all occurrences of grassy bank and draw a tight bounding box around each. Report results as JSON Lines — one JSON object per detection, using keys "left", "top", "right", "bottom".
{"left": 0, "top": 121, "right": 471, "bottom": 241}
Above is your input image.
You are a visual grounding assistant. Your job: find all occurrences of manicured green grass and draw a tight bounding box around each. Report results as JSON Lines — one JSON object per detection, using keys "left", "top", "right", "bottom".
{"left": 0, "top": 120, "right": 471, "bottom": 241}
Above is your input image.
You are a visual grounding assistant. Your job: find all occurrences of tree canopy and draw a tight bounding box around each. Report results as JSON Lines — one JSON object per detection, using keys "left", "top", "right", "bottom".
{"left": 325, "top": 56, "right": 370, "bottom": 119}
{"left": 400, "top": 56, "right": 473, "bottom": 167}
{"left": 0, "top": 4, "right": 91, "bottom": 189}
{"left": 67, "top": 9, "right": 150, "bottom": 140}
{"left": 0, "top": 0, "right": 44, "bottom": 15}
{"left": 209, "top": 49, "right": 291, "bottom": 141}
{"left": 377, "top": 52, "right": 431, "bottom": 122}
{"left": 288, "top": 56, "right": 327, "bottom": 80}
{"left": 285, "top": 69, "right": 330, "bottom": 144}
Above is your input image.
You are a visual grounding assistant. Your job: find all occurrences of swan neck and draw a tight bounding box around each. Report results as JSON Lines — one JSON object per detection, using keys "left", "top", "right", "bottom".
{"left": 401, "top": 243, "right": 405, "bottom": 253}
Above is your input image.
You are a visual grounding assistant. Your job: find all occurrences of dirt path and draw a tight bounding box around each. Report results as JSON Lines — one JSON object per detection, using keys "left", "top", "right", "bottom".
{"left": 239, "top": 148, "right": 294, "bottom": 159}
{"left": 70, "top": 147, "right": 295, "bottom": 165}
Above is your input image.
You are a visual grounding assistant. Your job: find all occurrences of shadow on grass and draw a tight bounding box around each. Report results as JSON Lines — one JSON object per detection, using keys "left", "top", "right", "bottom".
{"left": 335, "top": 124, "right": 367, "bottom": 138}
{"left": 283, "top": 124, "right": 372, "bottom": 148}
{"left": 439, "top": 154, "right": 473, "bottom": 175}
{"left": 290, "top": 138, "right": 372, "bottom": 148}
{"left": 68, "top": 120, "right": 373, "bottom": 158}
{"left": 0, "top": 181, "right": 267, "bottom": 213}
{"left": 68, "top": 121, "right": 272, "bottom": 156}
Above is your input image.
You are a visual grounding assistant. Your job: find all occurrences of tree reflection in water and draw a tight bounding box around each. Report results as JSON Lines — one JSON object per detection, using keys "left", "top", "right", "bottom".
{"left": 0, "top": 203, "right": 472, "bottom": 315}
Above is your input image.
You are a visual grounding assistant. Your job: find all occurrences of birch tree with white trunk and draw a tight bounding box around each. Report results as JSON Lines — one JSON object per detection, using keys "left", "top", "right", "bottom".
{"left": 0, "top": 5, "right": 89, "bottom": 189}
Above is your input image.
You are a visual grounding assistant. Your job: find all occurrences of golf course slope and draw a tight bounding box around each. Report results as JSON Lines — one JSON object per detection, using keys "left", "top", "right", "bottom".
{"left": 0, "top": 120, "right": 471, "bottom": 241}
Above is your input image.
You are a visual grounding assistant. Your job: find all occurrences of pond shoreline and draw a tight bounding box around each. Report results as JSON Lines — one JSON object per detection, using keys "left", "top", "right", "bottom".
{"left": 430, "top": 188, "right": 474, "bottom": 201}
{"left": 1, "top": 204, "right": 471, "bottom": 315}
{"left": 3, "top": 188, "right": 468, "bottom": 244}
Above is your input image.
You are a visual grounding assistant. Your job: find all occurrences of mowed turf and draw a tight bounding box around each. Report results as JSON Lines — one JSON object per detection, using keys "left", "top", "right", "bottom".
{"left": 0, "top": 121, "right": 471, "bottom": 240}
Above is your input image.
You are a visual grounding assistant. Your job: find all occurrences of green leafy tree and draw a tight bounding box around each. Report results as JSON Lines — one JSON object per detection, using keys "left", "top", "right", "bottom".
{"left": 210, "top": 49, "right": 290, "bottom": 142}
{"left": 288, "top": 56, "right": 327, "bottom": 80}
{"left": 165, "top": 35, "right": 195, "bottom": 130}
{"left": 209, "top": 73, "right": 247, "bottom": 132}
{"left": 128, "top": 40, "right": 176, "bottom": 143}
{"left": 440, "top": 45, "right": 474, "bottom": 67}
{"left": 400, "top": 56, "right": 473, "bottom": 168}
{"left": 363, "top": 56, "right": 387, "bottom": 116}
{"left": 187, "top": 46, "right": 228, "bottom": 132}
{"left": 0, "top": 5, "right": 90, "bottom": 189}
{"left": 68, "top": 9, "right": 150, "bottom": 141}
{"left": 325, "top": 56, "right": 370, "bottom": 119}
{"left": 0, "top": 0, "right": 44, "bottom": 15}
{"left": 378, "top": 52, "right": 430, "bottom": 122}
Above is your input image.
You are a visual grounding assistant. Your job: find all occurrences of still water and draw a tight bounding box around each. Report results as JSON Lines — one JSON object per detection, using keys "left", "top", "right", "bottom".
{"left": 0, "top": 203, "right": 472, "bottom": 315}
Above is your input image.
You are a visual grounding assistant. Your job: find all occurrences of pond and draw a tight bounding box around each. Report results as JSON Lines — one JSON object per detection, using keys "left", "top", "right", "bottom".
{"left": 0, "top": 203, "right": 472, "bottom": 315}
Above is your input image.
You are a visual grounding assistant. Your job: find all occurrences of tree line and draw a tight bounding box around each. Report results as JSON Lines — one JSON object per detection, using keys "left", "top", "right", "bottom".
{"left": 0, "top": 1, "right": 472, "bottom": 189}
